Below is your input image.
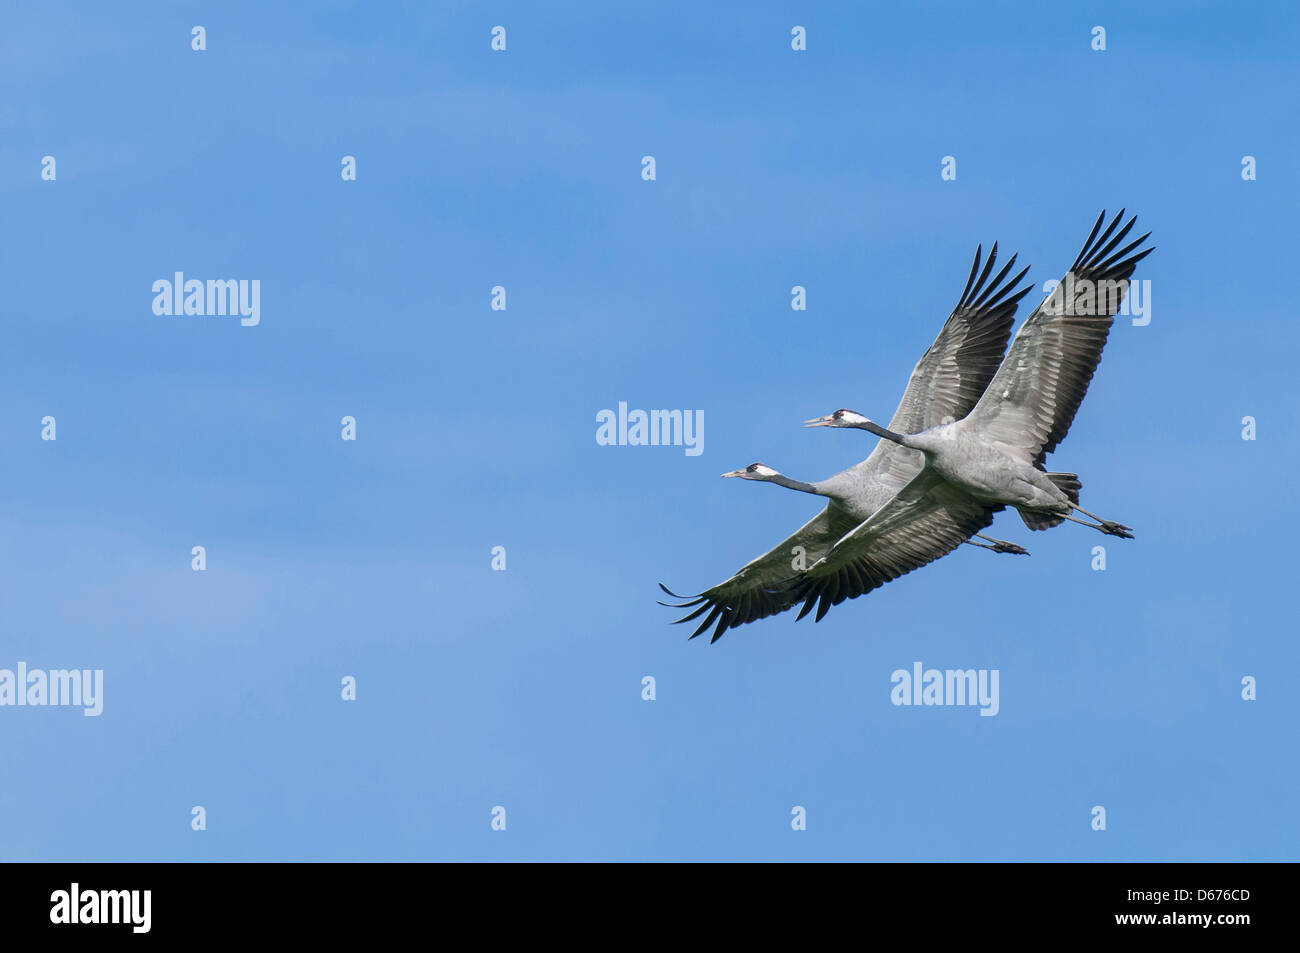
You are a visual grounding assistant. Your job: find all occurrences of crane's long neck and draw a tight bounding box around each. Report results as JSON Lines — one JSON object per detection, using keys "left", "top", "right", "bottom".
{"left": 766, "top": 474, "right": 825, "bottom": 496}
{"left": 854, "top": 420, "right": 911, "bottom": 446}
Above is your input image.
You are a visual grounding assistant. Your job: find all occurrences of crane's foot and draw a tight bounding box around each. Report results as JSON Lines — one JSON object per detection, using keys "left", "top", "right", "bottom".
{"left": 968, "top": 535, "right": 1030, "bottom": 555}
{"left": 1100, "top": 520, "right": 1134, "bottom": 539}
{"left": 990, "top": 540, "right": 1030, "bottom": 555}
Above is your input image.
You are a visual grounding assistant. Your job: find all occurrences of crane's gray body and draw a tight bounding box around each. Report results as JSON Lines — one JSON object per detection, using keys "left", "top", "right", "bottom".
{"left": 905, "top": 424, "right": 1068, "bottom": 515}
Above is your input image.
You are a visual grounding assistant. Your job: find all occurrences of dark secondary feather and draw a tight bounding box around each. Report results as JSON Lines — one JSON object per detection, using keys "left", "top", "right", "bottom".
{"left": 788, "top": 472, "right": 1004, "bottom": 623}
{"left": 656, "top": 505, "right": 859, "bottom": 643}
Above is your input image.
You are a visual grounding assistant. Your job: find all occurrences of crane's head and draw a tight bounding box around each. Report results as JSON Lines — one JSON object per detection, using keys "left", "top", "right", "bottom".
{"left": 804, "top": 408, "right": 871, "bottom": 428}
{"left": 721, "top": 463, "right": 780, "bottom": 480}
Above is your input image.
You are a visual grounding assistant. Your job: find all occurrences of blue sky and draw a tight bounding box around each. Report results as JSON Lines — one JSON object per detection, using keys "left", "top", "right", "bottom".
{"left": 1, "top": 1, "right": 1295, "bottom": 860}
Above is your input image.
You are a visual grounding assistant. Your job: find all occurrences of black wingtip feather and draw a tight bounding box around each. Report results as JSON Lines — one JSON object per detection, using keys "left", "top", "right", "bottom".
{"left": 1097, "top": 232, "right": 1150, "bottom": 273}
{"left": 672, "top": 602, "right": 714, "bottom": 626}
{"left": 688, "top": 605, "right": 722, "bottom": 639}
{"left": 971, "top": 243, "right": 1000, "bottom": 303}
{"left": 1092, "top": 216, "right": 1137, "bottom": 265}
{"left": 957, "top": 244, "right": 983, "bottom": 306}
{"left": 971, "top": 252, "right": 1018, "bottom": 308}
{"left": 814, "top": 592, "right": 832, "bottom": 622}
{"left": 709, "top": 612, "right": 730, "bottom": 643}
{"left": 659, "top": 582, "right": 698, "bottom": 600}
{"left": 1073, "top": 209, "right": 1149, "bottom": 273}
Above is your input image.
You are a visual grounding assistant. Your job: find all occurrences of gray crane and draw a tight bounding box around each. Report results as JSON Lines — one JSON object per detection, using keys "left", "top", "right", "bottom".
{"left": 660, "top": 241, "right": 1033, "bottom": 642}
{"left": 795, "top": 210, "right": 1152, "bottom": 622}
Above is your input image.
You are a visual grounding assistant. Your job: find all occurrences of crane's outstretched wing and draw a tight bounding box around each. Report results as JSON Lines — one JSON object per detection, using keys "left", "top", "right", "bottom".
{"left": 965, "top": 210, "right": 1154, "bottom": 466}
{"left": 848, "top": 242, "right": 1033, "bottom": 501}
{"left": 888, "top": 242, "right": 1033, "bottom": 434}
{"left": 659, "top": 503, "right": 860, "bottom": 643}
{"left": 662, "top": 241, "right": 1031, "bottom": 643}
{"left": 789, "top": 471, "right": 1001, "bottom": 623}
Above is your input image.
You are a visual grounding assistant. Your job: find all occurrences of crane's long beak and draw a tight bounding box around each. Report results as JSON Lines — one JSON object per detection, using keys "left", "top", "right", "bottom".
{"left": 803, "top": 415, "right": 834, "bottom": 428}
{"left": 720, "top": 469, "right": 746, "bottom": 478}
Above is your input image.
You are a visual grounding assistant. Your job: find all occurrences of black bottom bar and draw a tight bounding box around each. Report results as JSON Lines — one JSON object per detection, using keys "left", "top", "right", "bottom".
{"left": 0, "top": 861, "right": 1279, "bottom": 939}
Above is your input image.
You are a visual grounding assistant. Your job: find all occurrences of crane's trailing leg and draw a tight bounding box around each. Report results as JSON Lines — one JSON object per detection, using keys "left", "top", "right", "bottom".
{"left": 965, "top": 534, "right": 1030, "bottom": 555}
{"left": 1062, "top": 512, "right": 1134, "bottom": 539}
{"left": 1071, "top": 505, "right": 1133, "bottom": 538}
